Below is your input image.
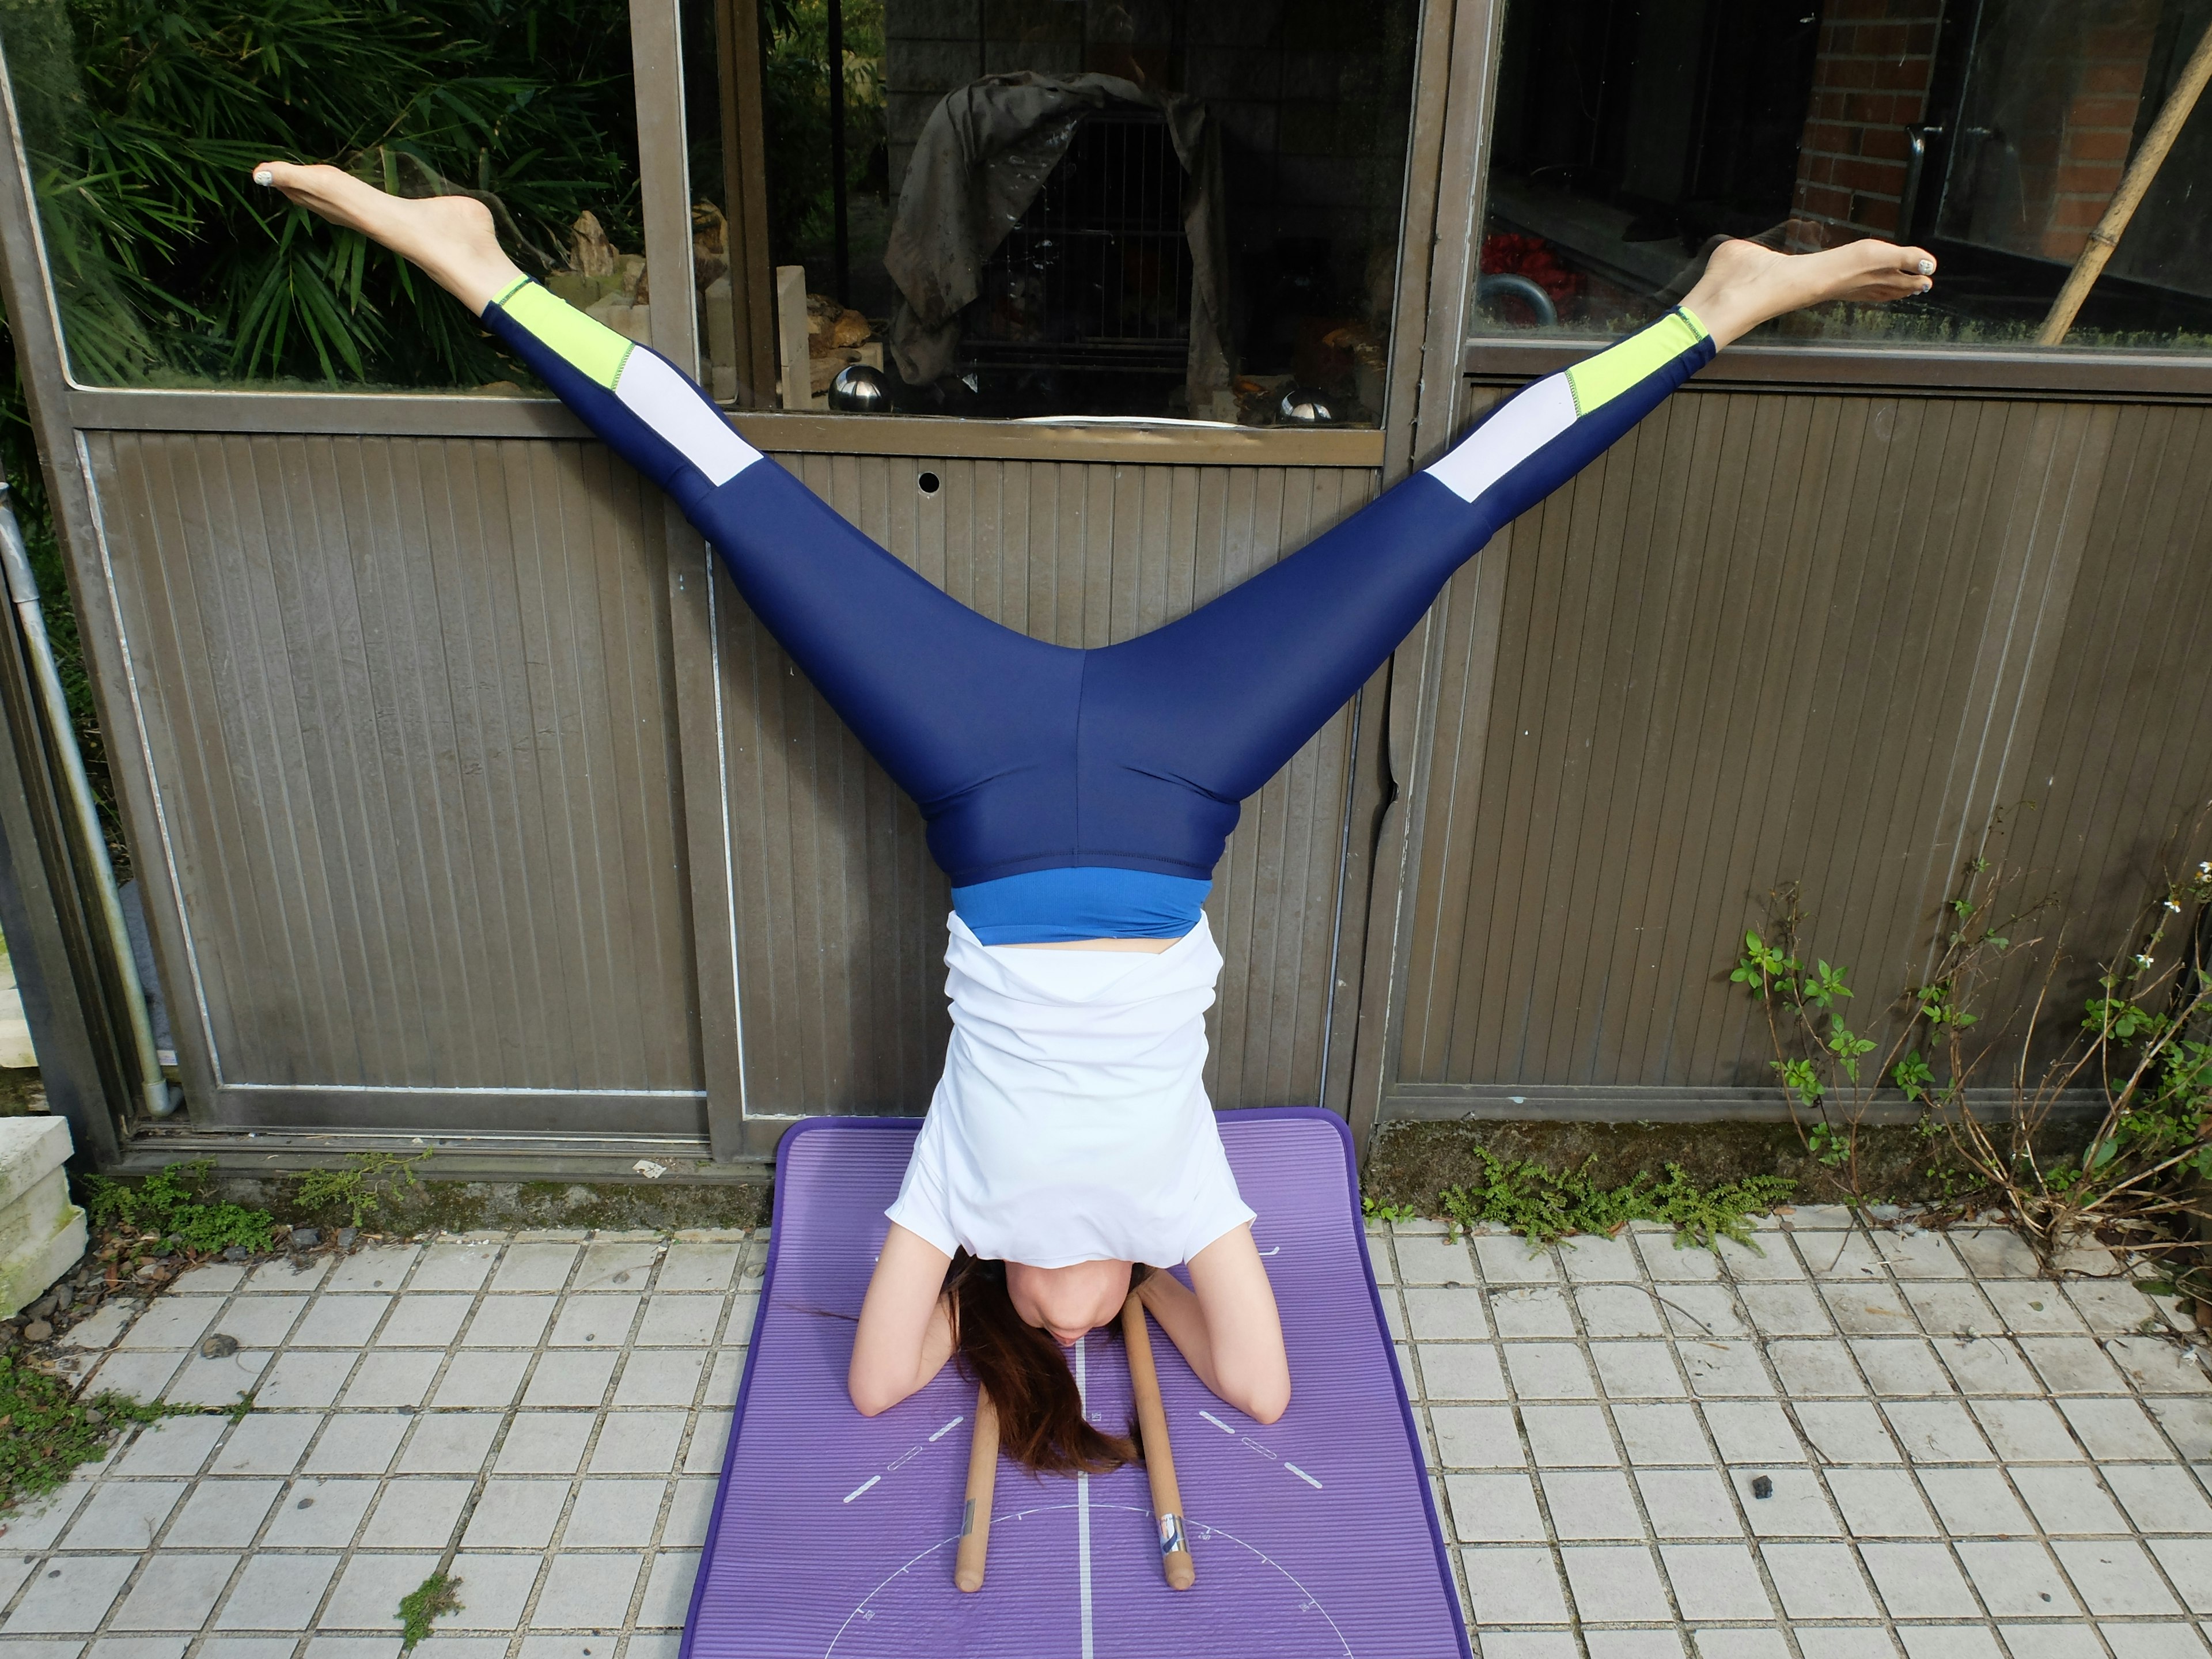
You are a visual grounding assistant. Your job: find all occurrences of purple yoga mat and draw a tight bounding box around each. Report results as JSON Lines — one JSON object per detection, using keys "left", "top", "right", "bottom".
{"left": 682, "top": 1107, "right": 1469, "bottom": 1659}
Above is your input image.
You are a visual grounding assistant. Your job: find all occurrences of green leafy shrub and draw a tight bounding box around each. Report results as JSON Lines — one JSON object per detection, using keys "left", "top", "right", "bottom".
{"left": 296, "top": 1148, "right": 431, "bottom": 1229}
{"left": 81, "top": 1158, "right": 276, "bottom": 1255}
{"left": 0, "top": 1352, "right": 179, "bottom": 1513}
{"left": 1436, "top": 1148, "right": 1793, "bottom": 1251}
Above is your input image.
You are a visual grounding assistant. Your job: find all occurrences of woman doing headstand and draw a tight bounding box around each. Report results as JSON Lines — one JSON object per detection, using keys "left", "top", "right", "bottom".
{"left": 253, "top": 161, "right": 1936, "bottom": 1471}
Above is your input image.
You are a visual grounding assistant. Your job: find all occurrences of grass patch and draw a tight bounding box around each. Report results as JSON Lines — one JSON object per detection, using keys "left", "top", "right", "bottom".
{"left": 296, "top": 1150, "right": 433, "bottom": 1231}
{"left": 0, "top": 1353, "right": 184, "bottom": 1514}
{"left": 397, "top": 1571, "right": 464, "bottom": 1650}
{"left": 1435, "top": 1149, "right": 1795, "bottom": 1249}
{"left": 81, "top": 1160, "right": 276, "bottom": 1256}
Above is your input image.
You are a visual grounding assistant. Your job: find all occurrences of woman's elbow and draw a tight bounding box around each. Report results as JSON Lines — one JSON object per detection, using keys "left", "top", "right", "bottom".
{"left": 847, "top": 1368, "right": 908, "bottom": 1418}
{"left": 1223, "top": 1372, "right": 1290, "bottom": 1425}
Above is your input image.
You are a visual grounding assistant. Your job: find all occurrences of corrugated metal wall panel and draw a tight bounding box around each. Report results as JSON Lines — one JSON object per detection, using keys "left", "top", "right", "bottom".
{"left": 1394, "top": 387, "right": 2150, "bottom": 1094}
{"left": 722, "top": 453, "right": 1378, "bottom": 1116}
{"left": 86, "top": 432, "right": 703, "bottom": 1105}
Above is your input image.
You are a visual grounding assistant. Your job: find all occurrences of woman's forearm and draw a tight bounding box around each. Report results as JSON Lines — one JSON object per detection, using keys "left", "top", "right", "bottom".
{"left": 1135, "top": 1270, "right": 1227, "bottom": 1398}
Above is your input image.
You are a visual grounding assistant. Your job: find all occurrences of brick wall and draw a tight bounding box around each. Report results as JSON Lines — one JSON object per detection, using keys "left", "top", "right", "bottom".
{"left": 1788, "top": 0, "right": 1942, "bottom": 240}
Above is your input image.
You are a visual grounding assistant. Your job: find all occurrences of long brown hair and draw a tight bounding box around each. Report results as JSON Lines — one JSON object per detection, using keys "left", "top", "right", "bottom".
{"left": 946, "top": 1252, "right": 1149, "bottom": 1476}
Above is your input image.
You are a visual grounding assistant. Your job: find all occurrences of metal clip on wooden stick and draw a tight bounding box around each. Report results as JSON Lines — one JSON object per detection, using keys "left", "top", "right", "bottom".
{"left": 954, "top": 1388, "right": 999, "bottom": 1593}
{"left": 1122, "top": 1290, "right": 1196, "bottom": 1590}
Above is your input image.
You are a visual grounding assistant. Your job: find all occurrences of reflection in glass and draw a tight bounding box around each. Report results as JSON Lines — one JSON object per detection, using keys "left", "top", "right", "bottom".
{"left": 1476, "top": 0, "right": 2212, "bottom": 351}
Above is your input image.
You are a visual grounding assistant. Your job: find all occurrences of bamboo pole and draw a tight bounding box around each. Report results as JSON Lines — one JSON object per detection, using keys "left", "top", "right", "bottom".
{"left": 953, "top": 1389, "right": 999, "bottom": 1593}
{"left": 1121, "top": 1292, "right": 1195, "bottom": 1590}
{"left": 2037, "top": 17, "right": 2212, "bottom": 345}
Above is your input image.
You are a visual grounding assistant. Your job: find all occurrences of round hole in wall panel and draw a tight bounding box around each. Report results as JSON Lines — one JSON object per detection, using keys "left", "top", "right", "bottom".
{"left": 916, "top": 471, "right": 941, "bottom": 495}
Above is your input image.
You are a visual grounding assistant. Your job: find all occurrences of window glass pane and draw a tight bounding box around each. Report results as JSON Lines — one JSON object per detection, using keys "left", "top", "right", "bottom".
{"left": 704, "top": 0, "right": 1421, "bottom": 422}
{"left": 1474, "top": 0, "right": 2212, "bottom": 353}
{"left": 0, "top": 0, "right": 640, "bottom": 389}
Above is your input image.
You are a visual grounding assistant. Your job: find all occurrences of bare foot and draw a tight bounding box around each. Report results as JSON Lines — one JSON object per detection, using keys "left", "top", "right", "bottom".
{"left": 1682, "top": 236, "right": 1936, "bottom": 349}
{"left": 251, "top": 162, "right": 525, "bottom": 316}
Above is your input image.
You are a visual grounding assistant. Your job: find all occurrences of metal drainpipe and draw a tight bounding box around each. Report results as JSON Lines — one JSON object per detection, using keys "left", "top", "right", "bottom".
{"left": 0, "top": 471, "right": 175, "bottom": 1117}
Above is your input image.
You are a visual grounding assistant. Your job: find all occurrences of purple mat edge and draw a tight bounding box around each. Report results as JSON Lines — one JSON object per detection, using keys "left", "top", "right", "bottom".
{"left": 677, "top": 1106, "right": 1472, "bottom": 1659}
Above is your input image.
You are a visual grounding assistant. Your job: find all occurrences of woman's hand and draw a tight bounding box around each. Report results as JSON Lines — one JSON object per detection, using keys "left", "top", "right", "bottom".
{"left": 1135, "top": 1225, "right": 1290, "bottom": 1423}
{"left": 848, "top": 1222, "right": 956, "bottom": 1416}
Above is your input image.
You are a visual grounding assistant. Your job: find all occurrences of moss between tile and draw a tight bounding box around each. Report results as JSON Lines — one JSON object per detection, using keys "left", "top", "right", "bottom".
{"left": 204, "top": 1175, "right": 772, "bottom": 1236}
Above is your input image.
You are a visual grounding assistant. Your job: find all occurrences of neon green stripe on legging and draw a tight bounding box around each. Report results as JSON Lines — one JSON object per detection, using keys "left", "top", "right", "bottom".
{"left": 1564, "top": 306, "right": 1710, "bottom": 418}
{"left": 495, "top": 279, "right": 635, "bottom": 391}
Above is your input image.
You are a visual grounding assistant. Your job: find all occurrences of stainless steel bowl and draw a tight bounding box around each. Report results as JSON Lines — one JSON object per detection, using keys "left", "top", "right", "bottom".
{"left": 1276, "top": 387, "right": 1338, "bottom": 425}
{"left": 828, "top": 363, "right": 891, "bottom": 412}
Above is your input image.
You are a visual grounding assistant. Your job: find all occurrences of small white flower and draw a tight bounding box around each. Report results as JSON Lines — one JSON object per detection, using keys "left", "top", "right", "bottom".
{"left": 2133, "top": 953, "right": 2154, "bottom": 968}
{"left": 2199, "top": 860, "right": 2210, "bottom": 875}
{"left": 2166, "top": 899, "right": 2183, "bottom": 912}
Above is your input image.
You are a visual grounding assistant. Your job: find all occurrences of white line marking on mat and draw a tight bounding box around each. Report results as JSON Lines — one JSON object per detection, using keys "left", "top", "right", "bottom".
{"left": 842, "top": 1476, "right": 880, "bottom": 1503}
{"left": 1198, "top": 1410, "right": 1238, "bottom": 1434}
{"left": 1285, "top": 1462, "right": 1323, "bottom": 1488}
{"left": 887, "top": 1445, "right": 921, "bottom": 1471}
{"left": 928, "top": 1416, "right": 964, "bottom": 1442}
{"left": 1242, "top": 1435, "right": 1278, "bottom": 1459}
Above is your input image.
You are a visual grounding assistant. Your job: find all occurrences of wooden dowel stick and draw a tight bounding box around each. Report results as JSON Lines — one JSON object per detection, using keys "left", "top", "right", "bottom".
{"left": 953, "top": 1389, "right": 999, "bottom": 1593}
{"left": 1121, "top": 1291, "right": 1195, "bottom": 1590}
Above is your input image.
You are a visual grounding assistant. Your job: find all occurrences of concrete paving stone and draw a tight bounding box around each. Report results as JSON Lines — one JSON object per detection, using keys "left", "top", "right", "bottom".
{"left": 1418, "top": 1342, "right": 1507, "bottom": 1401}
{"left": 1639, "top": 1234, "right": 1722, "bottom": 1283}
{"left": 1505, "top": 1344, "right": 1596, "bottom": 1400}
{"left": 1474, "top": 1237, "right": 1557, "bottom": 1286}
{"left": 1403, "top": 1287, "right": 1490, "bottom": 1342}
{"left": 661, "top": 1479, "right": 717, "bottom": 1550}
{"left": 1715, "top": 1235, "right": 1805, "bottom": 1283}
{"left": 1996, "top": 1627, "right": 2112, "bottom": 1659}
{"left": 1679, "top": 1343, "right": 1772, "bottom": 1399}
{"left": 1613, "top": 1404, "right": 1710, "bottom": 1467}
{"left": 624, "top": 1634, "right": 684, "bottom": 1659}
{"left": 342, "top": 1353, "right": 443, "bottom": 1410}
{"left": 88, "top": 1352, "right": 185, "bottom": 1404}
{"left": 1461, "top": 1547, "right": 1570, "bottom": 1624}
{"left": 1732, "top": 1466, "right": 1840, "bottom": 1537}
{"left": 1788, "top": 1630, "right": 1901, "bottom": 1659}
{"left": 263, "top": 1479, "right": 376, "bottom": 1547}
{"left": 1688, "top": 1634, "right": 1791, "bottom": 1659}
{"left": 1951, "top": 1230, "right": 2041, "bottom": 1279}
{"left": 2108, "top": 1337, "right": 2212, "bottom": 1395}
{"left": 491, "top": 1246, "right": 578, "bottom": 1294}
{"left": 2103, "top": 1463, "right": 2212, "bottom": 1532}
{"left": 1768, "top": 1340, "right": 1862, "bottom": 1397}
{"left": 463, "top": 1298, "right": 556, "bottom": 1349}
{"left": 612, "top": 1351, "right": 704, "bottom": 1410}
{"left": 118, "top": 1301, "right": 221, "bottom": 1353}
{"left": 1653, "top": 1286, "right": 1748, "bottom": 1341}
{"left": 528, "top": 1554, "right": 640, "bottom": 1628}
{"left": 2066, "top": 1280, "right": 2162, "bottom": 1335}
{"left": 459, "top": 1480, "right": 567, "bottom": 1551}
{"left": 513, "top": 1641, "right": 597, "bottom": 1659}
{"left": 1900, "top": 1281, "right": 2005, "bottom": 1338}
{"left": 1849, "top": 1340, "right": 1952, "bottom": 1397}
{"left": 321, "top": 1554, "right": 441, "bottom": 1630}
{"left": 1779, "top": 1206, "right": 1859, "bottom": 1231}
{"left": 165, "top": 1479, "right": 281, "bottom": 1550}
{"left": 323, "top": 1246, "right": 421, "bottom": 1293}
{"left": 524, "top": 1351, "right": 618, "bottom": 1408}
{"left": 1872, "top": 1230, "right": 1967, "bottom": 1281}
{"left": 59, "top": 1302, "right": 138, "bottom": 1350}
{"left": 682, "top": 1414, "right": 729, "bottom": 1476}
{"left": 2100, "top": 1627, "right": 2212, "bottom": 1659}
{"left": 408, "top": 1246, "right": 498, "bottom": 1294}
{"left": 1471, "top": 1635, "right": 1578, "bottom": 1659}
{"left": 1793, "top": 1400, "right": 1899, "bottom": 1464}
{"left": 1972, "top": 1398, "right": 2086, "bottom": 1462}
{"left": 116, "top": 1415, "right": 227, "bottom": 1476}
{"left": 1635, "top": 1468, "right": 1741, "bottom": 1539}
{"left": 1824, "top": 1285, "right": 1918, "bottom": 1339}
{"left": 1656, "top": 1543, "right": 1771, "bottom": 1622}
{"left": 302, "top": 1413, "right": 410, "bottom": 1475}
{"left": 2010, "top": 1465, "right": 2130, "bottom": 1536}
{"left": 58, "top": 1482, "right": 188, "bottom": 1550}
{"left": 242, "top": 1259, "right": 329, "bottom": 1294}
{"left": 109, "top": 1552, "right": 240, "bottom": 1632}
{"left": 431, "top": 1354, "right": 531, "bottom": 1410}
{"left": 1540, "top": 1469, "right": 1643, "bottom": 1540}
{"left": 1700, "top": 1402, "right": 1802, "bottom": 1466}
{"left": 5, "top": 1556, "right": 137, "bottom": 1634}
{"left": 167, "top": 1265, "right": 245, "bottom": 1296}
{"left": 251, "top": 1350, "right": 356, "bottom": 1410}
{"left": 1580, "top": 1637, "right": 1686, "bottom": 1659}
{"left": 654, "top": 1245, "right": 738, "bottom": 1295}
{"left": 393, "top": 1412, "right": 502, "bottom": 1475}
{"left": 1737, "top": 1285, "right": 1830, "bottom": 1338}
{"left": 1919, "top": 1467, "right": 2035, "bottom": 1537}
{"left": 1824, "top": 1467, "right": 1940, "bottom": 1536}
{"left": 379, "top": 1297, "right": 475, "bottom": 1349}
{"left": 2147, "top": 1538, "right": 2212, "bottom": 1613}
{"left": 431, "top": 1557, "right": 539, "bottom": 1637}
{"left": 360, "top": 1480, "right": 473, "bottom": 1549}
{"left": 162, "top": 1350, "right": 271, "bottom": 1410}
{"left": 497, "top": 1414, "right": 594, "bottom": 1476}
{"left": 635, "top": 1552, "right": 699, "bottom": 1627}
{"left": 1378, "top": 1289, "right": 1408, "bottom": 1342}
{"left": 2020, "top": 1337, "right": 2127, "bottom": 1395}
{"left": 86, "top": 1639, "right": 190, "bottom": 1659}
{"left": 1935, "top": 1334, "right": 2041, "bottom": 1396}
{"left": 550, "top": 1296, "right": 640, "bottom": 1349}
{"left": 1858, "top": 1541, "right": 1980, "bottom": 1618}
{"left": 560, "top": 1480, "right": 666, "bottom": 1549}
{"left": 1558, "top": 1235, "right": 1642, "bottom": 1283}
{"left": 1893, "top": 1628, "right": 2002, "bottom": 1659}
{"left": 1396, "top": 1234, "right": 1478, "bottom": 1285}
{"left": 1577, "top": 1285, "right": 1669, "bottom": 1339}
{"left": 211, "top": 1554, "right": 338, "bottom": 1629}
{"left": 289, "top": 1298, "right": 389, "bottom": 1350}
{"left": 1801, "top": 1231, "right": 1886, "bottom": 1282}
{"left": 637, "top": 1300, "right": 721, "bottom": 1354}
{"left": 1431, "top": 1405, "right": 1525, "bottom": 1469}
{"left": 722, "top": 1293, "right": 761, "bottom": 1346}
{"left": 1882, "top": 1400, "right": 1995, "bottom": 1463}
{"left": 1984, "top": 1282, "right": 2089, "bottom": 1335}
{"left": 1521, "top": 1404, "right": 1618, "bottom": 1468}
{"left": 1760, "top": 1540, "right": 1879, "bottom": 1619}
{"left": 2144, "top": 1396, "right": 2212, "bottom": 1460}
{"left": 204, "top": 1299, "right": 307, "bottom": 1350}
{"left": 1445, "top": 1471, "right": 1546, "bottom": 1541}
{"left": 2059, "top": 1396, "right": 2175, "bottom": 1460}
{"left": 3, "top": 1479, "right": 96, "bottom": 1548}
{"left": 410, "top": 1640, "right": 510, "bottom": 1659}
{"left": 2050, "top": 1538, "right": 2183, "bottom": 1616}
{"left": 302, "top": 1641, "right": 399, "bottom": 1659}
{"left": 573, "top": 1244, "right": 659, "bottom": 1292}
{"left": 588, "top": 1413, "right": 685, "bottom": 1475}
{"left": 1563, "top": 1544, "right": 1672, "bottom": 1622}
{"left": 1593, "top": 1342, "right": 1687, "bottom": 1399}
{"left": 1955, "top": 1539, "right": 2081, "bottom": 1617}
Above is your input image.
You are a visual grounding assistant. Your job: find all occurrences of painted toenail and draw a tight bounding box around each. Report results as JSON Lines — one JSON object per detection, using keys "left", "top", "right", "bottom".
{"left": 254, "top": 169, "right": 274, "bottom": 186}
{"left": 1915, "top": 259, "right": 1934, "bottom": 275}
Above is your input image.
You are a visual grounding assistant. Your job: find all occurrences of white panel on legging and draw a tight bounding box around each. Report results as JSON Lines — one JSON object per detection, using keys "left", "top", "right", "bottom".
{"left": 614, "top": 349, "right": 763, "bottom": 487}
{"left": 1423, "top": 373, "right": 1576, "bottom": 505}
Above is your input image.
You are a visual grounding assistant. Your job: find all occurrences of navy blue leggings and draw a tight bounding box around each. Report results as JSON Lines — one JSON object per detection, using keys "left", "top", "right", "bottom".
{"left": 480, "top": 284, "right": 1713, "bottom": 937}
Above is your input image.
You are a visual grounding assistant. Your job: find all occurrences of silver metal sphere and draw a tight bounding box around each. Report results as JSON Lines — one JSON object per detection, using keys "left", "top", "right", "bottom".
{"left": 1277, "top": 387, "right": 1338, "bottom": 425}
{"left": 828, "top": 363, "right": 891, "bottom": 412}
